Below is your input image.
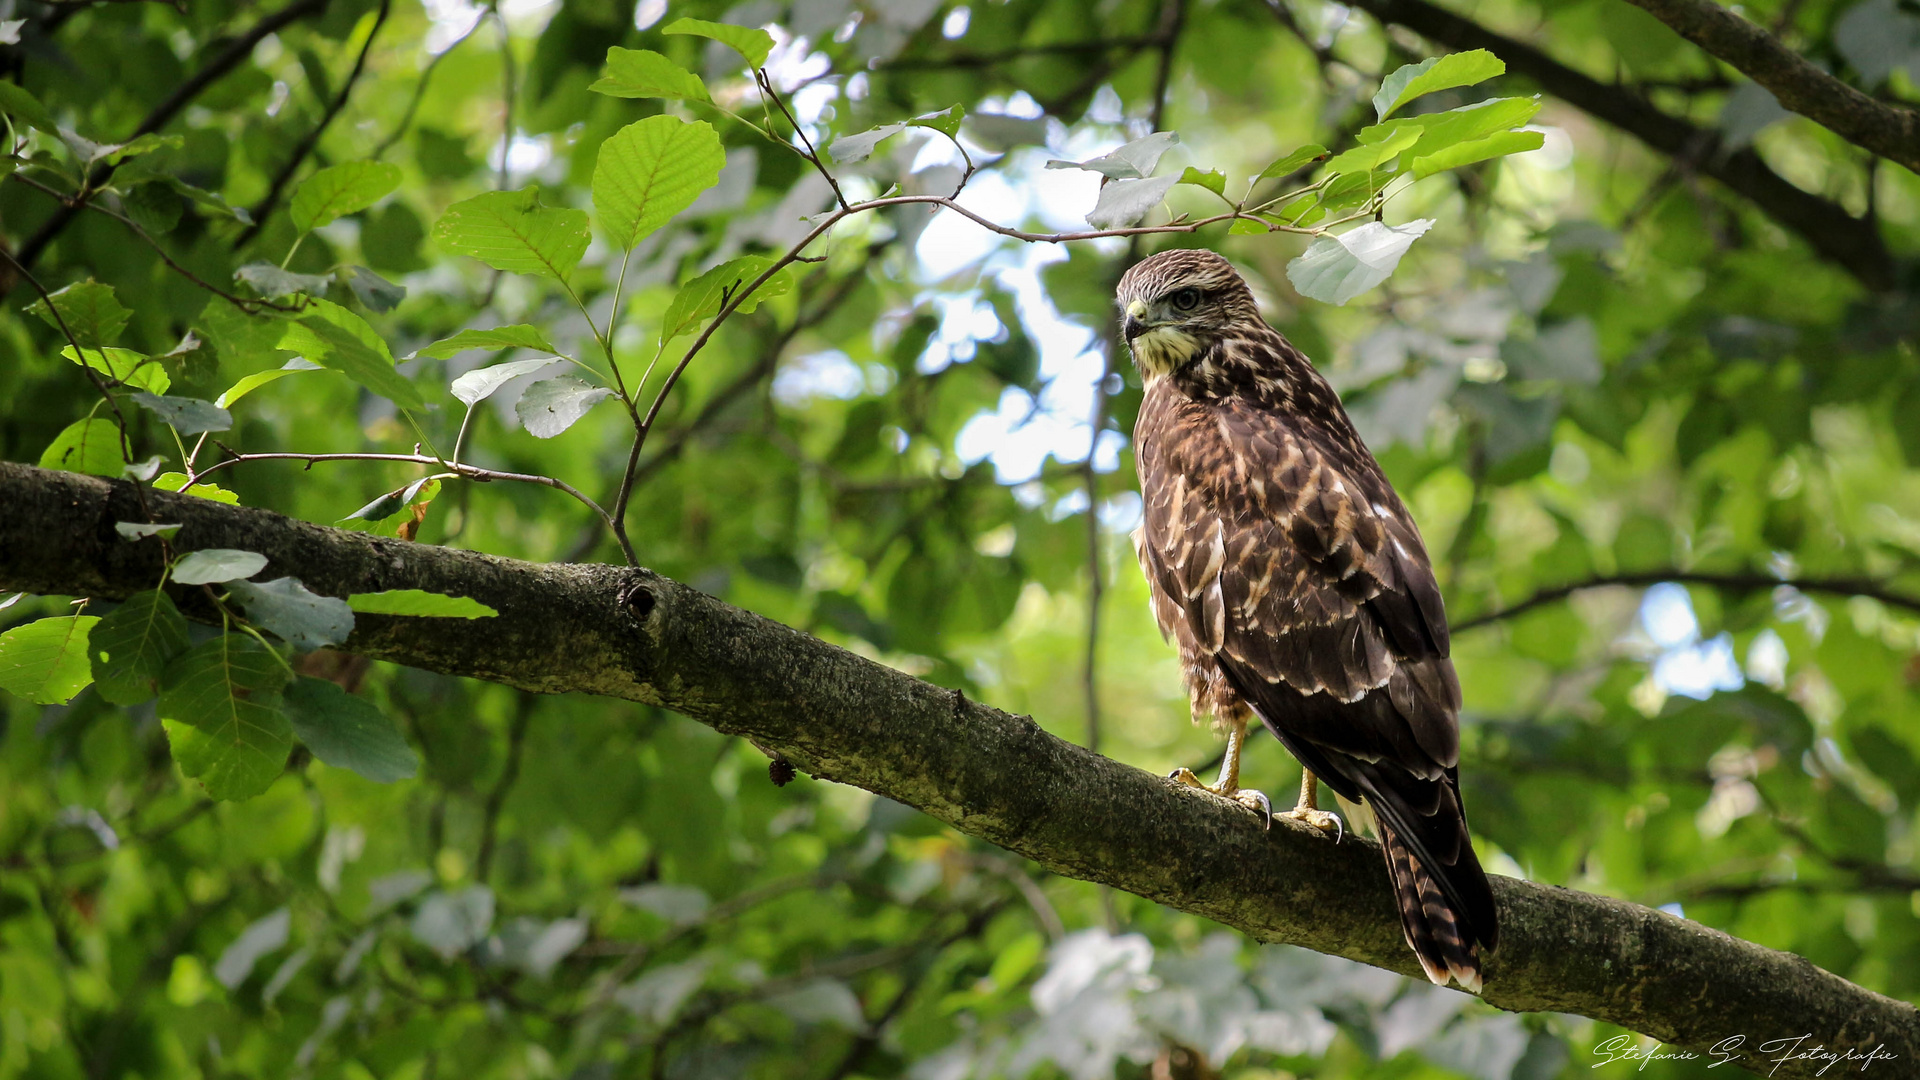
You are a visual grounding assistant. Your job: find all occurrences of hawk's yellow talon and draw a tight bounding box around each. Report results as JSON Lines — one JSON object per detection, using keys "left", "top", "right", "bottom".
{"left": 1166, "top": 765, "right": 1272, "bottom": 827}
{"left": 1276, "top": 805, "right": 1344, "bottom": 840}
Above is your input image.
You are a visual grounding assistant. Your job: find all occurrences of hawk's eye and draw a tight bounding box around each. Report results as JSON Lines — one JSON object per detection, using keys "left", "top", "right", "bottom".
{"left": 1169, "top": 287, "right": 1202, "bottom": 311}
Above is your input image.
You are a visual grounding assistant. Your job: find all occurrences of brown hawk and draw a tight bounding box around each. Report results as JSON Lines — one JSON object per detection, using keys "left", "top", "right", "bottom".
{"left": 1118, "top": 248, "right": 1497, "bottom": 991}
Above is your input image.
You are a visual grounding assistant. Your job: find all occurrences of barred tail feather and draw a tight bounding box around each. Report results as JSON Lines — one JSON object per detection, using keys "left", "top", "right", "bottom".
{"left": 1381, "top": 824, "right": 1483, "bottom": 993}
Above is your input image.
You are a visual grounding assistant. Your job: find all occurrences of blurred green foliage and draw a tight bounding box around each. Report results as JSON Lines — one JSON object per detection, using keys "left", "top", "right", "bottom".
{"left": 1, "top": 0, "right": 1918, "bottom": 1077}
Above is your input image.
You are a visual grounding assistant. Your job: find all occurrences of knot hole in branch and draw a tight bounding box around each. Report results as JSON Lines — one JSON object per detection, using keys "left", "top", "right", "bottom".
{"left": 617, "top": 577, "right": 658, "bottom": 621}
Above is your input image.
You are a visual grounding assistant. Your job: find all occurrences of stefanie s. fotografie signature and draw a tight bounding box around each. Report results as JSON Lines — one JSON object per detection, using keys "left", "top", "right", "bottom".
{"left": 1591, "top": 1033, "right": 1900, "bottom": 1075}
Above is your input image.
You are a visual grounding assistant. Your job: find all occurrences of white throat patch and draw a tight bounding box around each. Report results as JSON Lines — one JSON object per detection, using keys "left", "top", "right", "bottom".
{"left": 1130, "top": 326, "right": 1202, "bottom": 378}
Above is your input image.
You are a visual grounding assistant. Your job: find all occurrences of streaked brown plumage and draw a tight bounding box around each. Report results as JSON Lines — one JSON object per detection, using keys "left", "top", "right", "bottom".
{"left": 1118, "top": 248, "right": 1497, "bottom": 991}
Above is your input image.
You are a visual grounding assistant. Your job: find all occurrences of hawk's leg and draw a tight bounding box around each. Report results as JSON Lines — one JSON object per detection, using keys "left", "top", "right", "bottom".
{"left": 1275, "top": 770, "right": 1343, "bottom": 838}
{"left": 1167, "top": 716, "right": 1272, "bottom": 827}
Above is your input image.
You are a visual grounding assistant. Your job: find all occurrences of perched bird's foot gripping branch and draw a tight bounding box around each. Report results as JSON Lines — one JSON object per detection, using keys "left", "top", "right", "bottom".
{"left": 1276, "top": 771, "right": 1345, "bottom": 840}
{"left": 1167, "top": 765, "right": 1275, "bottom": 828}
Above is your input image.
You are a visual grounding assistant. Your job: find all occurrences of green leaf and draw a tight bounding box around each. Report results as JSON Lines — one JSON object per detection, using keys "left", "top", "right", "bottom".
{"left": 1317, "top": 170, "right": 1380, "bottom": 213}
{"left": 158, "top": 634, "right": 292, "bottom": 801}
{"left": 827, "top": 122, "right": 907, "bottom": 165}
{"left": 115, "top": 521, "right": 181, "bottom": 540}
{"left": 347, "top": 589, "right": 498, "bottom": 619}
{"left": 1321, "top": 125, "right": 1423, "bottom": 175}
{"left": 154, "top": 472, "right": 241, "bottom": 504}
{"left": 120, "top": 180, "right": 184, "bottom": 234}
{"left": 39, "top": 418, "right": 125, "bottom": 477}
{"left": 215, "top": 358, "right": 322, "bottom": 408}
{"left": 414, "top": 324, "right": 556, "bottom": 361}
{"left": 515, "top": 376, "right": 615, "bottom": 438}
{"left": 334, "top": 479, "right": 439, "bottom": 539}
{"left": 1084, "top": 175, "right": 1178, "bottom": 229}
{"left": 91, "top": 590, "right": 189, "bottom": 705}
{"left": 908, "top": 105, "right": 966, "bottom": 139}
{"left": 117, "top": 165, "right": 256, "bottom": 224}
{"left": 1373, "top": 49, "right": 1506, "bottom": 121}
{"left": 0, "top": 81, "right": 59, "bottom": 134}
{"left": 1176, "top": 166, "right": 1225, "bottom": 197}
{"left": 1046, "top": 131, "right": 1178, "bottom": 180}
{"left": 278, "top": 298, "right": 425, "bottom": 409}
{"left": 659, "top": 256, "right": 791, "bottom": 346}
{"left": 661, "top": 17, "right": 773, "bottom": 67}
{"left": 130, "top": 392, "right": 232, "bottom": 435}
{"left": 433, "top": 187, "right": 590, "bottom": 281}
{"left": 1412, "top": 129, "right": 1545, "bottom": 178}
{"left": 172, "top": 548, "right": 267, "bottom": 586}
{"left": 1269, "top": 197, "right": 1325, "bottom": 228}
{"left": 235, "top": 262, "right": 331, "bottom": 299}
{"left": 1255, "top": 144, "right": 1329, "bottom": 181}
{"left": 290, "top": 161, "right": 403, "bottom": 233}
{"left": 284, "top": 677, "right": 419, "bottom": 782}
{"left": 197, "top": 297, "right": 294, "bottom": 370}
{"left": 27, "top": 280, "right": 129, "bottom": 349}
{"left": 449, "top": 357, "right": 563, "bottom": 405}
{"left": 1395, "top": 97, "right": 1542, "bottom": 162}
{"left": 1368, "top": 97, "right": 1538, "bottom": 158}
{"left": 592, "top": 116, "right": 725, "bottom": 251}
{"left": 0, "top": 616, "right": 101, "bottom": 704}
{"left": 61, "top": 345, "right": 169, "bottom": 393}
{"left": 1228, "top": 217, "right": 1267, "bottom": 235}
{"left": 228, "top": 578, "right": 354, "bottom": 651}
{"left": 89, "top": 133, "right": 182, "bottom": 167}
{"left": 1286, "top": 219, "right": 1435, "bottom": 306}
{"left": 591, "top": 47, "right": 710, "bottom": 100}
{"left": 343, "top": 265, "right": 406, "bottom": 313}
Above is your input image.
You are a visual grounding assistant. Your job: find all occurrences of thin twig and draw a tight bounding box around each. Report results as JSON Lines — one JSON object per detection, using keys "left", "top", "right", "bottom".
{"left": 755, "top": 69, "right": 849, "bottom": 211}
{"left": 478, "top": 6, "right": 516, "bottom": 309}
{"left": 0, "top": 246, "right": 138, "bottom": 464}
{"left": 187, "top": 450, "right": 629, "bottom": 560}
{"left": 371, "top": 5, "right": 491, "bottom": 160}
{"left": 6, "top": 171, "right": 299, "bottom": 312}
{"left": 1451, "top": 570, "right": 1920, "bottom": 633}
{"left": 603, "top": 181, "right": 1356, "bottom": 555}
{"left": 236, "top": 0, "right": 394, "bottom": 246}
{"left": 561, "top": 264, "right": 869, "bottom": 564}
{"left": 474, "top": 692, "right": 536, "bottom": 881}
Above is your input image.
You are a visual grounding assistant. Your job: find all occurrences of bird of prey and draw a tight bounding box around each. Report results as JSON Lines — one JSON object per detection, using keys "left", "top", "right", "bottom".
{"left": 1118, "top": 248, "right": 1497, "bottom": 991}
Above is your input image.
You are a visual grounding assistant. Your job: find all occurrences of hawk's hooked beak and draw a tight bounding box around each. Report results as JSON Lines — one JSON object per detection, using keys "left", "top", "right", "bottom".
{"left": 1123, "top": 299, "right": 1150, "bottom": 343}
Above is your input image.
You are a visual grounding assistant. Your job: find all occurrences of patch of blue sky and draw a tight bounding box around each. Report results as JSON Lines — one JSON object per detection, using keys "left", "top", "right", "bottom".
{"left": 1637, "top": 582, "right": 1747, "bottom": 700}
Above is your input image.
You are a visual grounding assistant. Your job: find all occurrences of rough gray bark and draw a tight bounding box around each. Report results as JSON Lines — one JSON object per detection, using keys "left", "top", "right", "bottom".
{"left": 1, "top": 461, "right": 1914, "bottom": 1078}
{"left": 1618, "top": 0, "right": 1920, "bottom": 175}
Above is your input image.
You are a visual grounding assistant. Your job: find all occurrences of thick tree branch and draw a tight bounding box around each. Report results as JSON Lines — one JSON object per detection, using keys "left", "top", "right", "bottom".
{"left": 1618, "top": 0, "right": 1920, "bottom": 174}
{"left": 1330, "top": 0, "right": 1898, "bottom": 291}
{"left": 0, "top": 461, "right": 1914, "bottom": 1077}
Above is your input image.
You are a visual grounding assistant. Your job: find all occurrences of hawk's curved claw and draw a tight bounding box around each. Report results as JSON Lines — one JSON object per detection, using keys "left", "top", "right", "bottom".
{"left": 1167, "top": 767, "right": 1271, "bottom": 828}
{"left": 1243, "top": 787, "right": 1272, "bottom": 830}
{"left": 1275, "top": 805, "right": 1344, "bottom": 840}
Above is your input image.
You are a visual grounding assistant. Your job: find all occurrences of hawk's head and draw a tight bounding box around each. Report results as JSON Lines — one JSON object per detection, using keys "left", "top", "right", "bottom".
{"left": 1116, "top": 249, "right": 1262, "bottom": 378}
